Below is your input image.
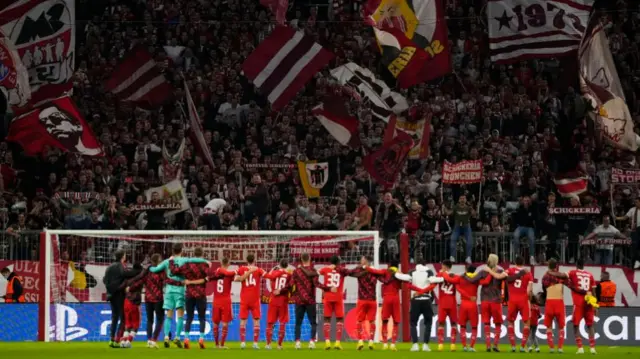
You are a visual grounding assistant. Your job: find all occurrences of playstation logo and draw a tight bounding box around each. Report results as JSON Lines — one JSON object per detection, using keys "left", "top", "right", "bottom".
{"left": 49, "top": 304, "right": 88, "bottom": 341}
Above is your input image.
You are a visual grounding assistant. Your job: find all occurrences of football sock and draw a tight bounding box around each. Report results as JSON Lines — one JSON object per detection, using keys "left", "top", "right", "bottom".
{"left": 508, "top": 325, "right": 516, "bottom": 347}
{"left": 266, "top": 324, "right": 274, "bottom": 345}
{"left": 336, "top": 321, "right": 344, "bottom": 341}
{"left": 392, "top": 324, "right": 398, "bottom": 344}
{"left": 437, "top": 327, "right": 445, "bottom": 344}
{"left": 547, "top": 331, "right": 555, "bottom": 349}
{"left": 239, "top": 326, "right": 246, "bottom": 342}
{"left": 521, "top": 326, "right": 530, "bottom": 348}
{"left": 460, "top": 328, "right": 467, "bottom": 347}
{"left": 176, "top": 317, "right": 184, "bottom": 339}
{"left": 323, "top": 322, "right": 331, "bottom": 341}
{"left": 558, "top": 329, "right": 565, "bottom": 349}
{"left": 253, "top": 324, "right": 260, "bottom": 343}
{"left": 163, "top": 316, "right": 172, "bottom": 338}
{"left": 278, "top": 325, "right": 286, "bottom": 346}
{"left": 484, "top": 324, "right": 491, "bottom": 348}
{"left": 451, "top": 326, "right": 458, "bottom": 344}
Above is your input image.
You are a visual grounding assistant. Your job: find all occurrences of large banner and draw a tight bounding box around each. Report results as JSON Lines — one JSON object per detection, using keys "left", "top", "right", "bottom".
{"left": 2, "top": 261, "right": 638, "bottom": 307}
{"left": 442, "top": 160, "right": 483, "bottom": 184}
{"left": 0, "top": 303, "right": 638, "bottom": 345}
{"left": 0, "top": 0, "right": 75, "bottom": 108}
{"left": 488, "top": 0, "right": 593, "bottom": 64}
{"left": 611, "top": 167, "right": 640, "bottom": 184}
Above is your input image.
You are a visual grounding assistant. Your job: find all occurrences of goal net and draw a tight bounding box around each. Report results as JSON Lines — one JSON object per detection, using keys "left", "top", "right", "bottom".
{"left": 40, "top": 230, "right": 380, "bottom": 343}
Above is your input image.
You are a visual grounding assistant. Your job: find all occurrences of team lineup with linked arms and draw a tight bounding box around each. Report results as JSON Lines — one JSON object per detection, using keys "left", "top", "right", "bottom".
{"left": 103, "top": 244, "right": 611, "bottom": 353}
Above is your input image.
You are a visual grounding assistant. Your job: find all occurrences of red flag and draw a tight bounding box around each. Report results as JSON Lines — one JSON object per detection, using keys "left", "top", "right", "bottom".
{"left": 553, "top": 173, "right": 588, "bottom": 198}
{"left": 104, "top": 47, "right": 173, "bottom": 109}
{"left": 312, "top": 98, "right": 360, "bottom": 147}
{"left": 184, "top": 80, "right": 215, "bottom": 170}
{"left": 260, "top": 0, "right": 288, "bottom": 25}
{"left": 364, "top": 130, "right": 413, "bottom": 189}
{"left": 6, "top": 96, "right": 102, "bottom": 156}
{"left": 0, "top": 0, "right": 75, "bottom": 108}
{"left": 242, "top": 26, "right": 334, "bottom": 110}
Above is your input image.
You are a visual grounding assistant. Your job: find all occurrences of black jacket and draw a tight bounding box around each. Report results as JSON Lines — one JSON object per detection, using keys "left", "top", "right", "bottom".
{"left": 513, "top": 205, "right": 536, "bottom": 228}
{"left": 103, "top": 262, "right": 137, "bottom": 298}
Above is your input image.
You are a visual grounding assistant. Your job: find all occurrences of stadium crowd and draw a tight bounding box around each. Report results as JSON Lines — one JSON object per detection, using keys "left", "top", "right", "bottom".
{"left": 0, "top": 0, "right": 639, "bottom": 269}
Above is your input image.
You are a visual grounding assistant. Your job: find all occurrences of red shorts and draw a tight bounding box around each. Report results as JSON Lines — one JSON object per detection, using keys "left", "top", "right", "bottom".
{"left": 544, "top": 299, "right": 566, "bottom": 328}
{"left": 381, "top": 296, "right": 401, "bottom": 322}
{"left": 459, "top": 301, "right": 479, "bottom": 327}
{"left": 212, "top": 299, "right": 233, "bottom": 323}
{"left": 323, "top": 299, "right": 344, "bottom": 319}
{"left": 356, "top": 300, "right": 377, "bottom": 322}
{"left": 438, "top": 305, "right": 458, "bottom": 325}
{"left": 507, "top": 299, "right": 530, "bottom": 322}
{"left": 481, "top": 301, "right": 503, "bottom": 324}
{"left": 267, "top": 304, "right": 289, "bottom": 324}
{"left": 239, "top": 300, "right": 261, "bottom": 320}
{"left": 572, "top": 304, "right": 594, "bottom": 327}
{"left": 124, "top": 299, "right": 141, "bottom": 330}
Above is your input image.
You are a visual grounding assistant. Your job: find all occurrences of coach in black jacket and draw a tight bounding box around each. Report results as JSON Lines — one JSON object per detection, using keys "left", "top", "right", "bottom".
{"left": 103, "top": 250, "right": 136, "bottom": 346}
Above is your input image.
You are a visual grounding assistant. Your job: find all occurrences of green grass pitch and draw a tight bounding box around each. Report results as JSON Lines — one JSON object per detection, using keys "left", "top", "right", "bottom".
{"left": 1, "top": 343, "right": 639, "bottom": 359}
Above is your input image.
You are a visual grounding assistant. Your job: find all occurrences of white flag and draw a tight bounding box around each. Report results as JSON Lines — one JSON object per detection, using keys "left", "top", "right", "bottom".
{"left": 579, "top": 20, "right": 638, "bottom": 152}
{"left": 330, "top": 62, "right": 408, "bottom": 122}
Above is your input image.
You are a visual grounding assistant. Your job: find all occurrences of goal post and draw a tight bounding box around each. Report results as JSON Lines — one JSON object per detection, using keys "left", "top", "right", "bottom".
{"left": 39, "top": 230, "right": 383, "bottom": 343}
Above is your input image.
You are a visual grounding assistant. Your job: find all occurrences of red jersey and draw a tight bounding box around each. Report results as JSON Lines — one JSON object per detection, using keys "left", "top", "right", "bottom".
{"left": 319, "top": 266, "right": 349, "bottom": 301}
{"left": 437, "top": 272, "right": 458, "bottom": 308}
{"left": 211, "top": 267, "right": 236, "bottom": 301}
{"left": 506, "top": 266, "right": 533, "bottom": 300}
{"left": 367, "top": 267, "right": 401, "bottom": 297}
{"left": 265, "top": 269, "right": 292, "bottom": 306}
{"left": 442, "top": 272, "right": 491, "bottom": 302}
{"left": 237, "top": 266, "right": 265, "bottom": 303}
{"left": 567, "top": 269, "right": 596, "bottom": 305}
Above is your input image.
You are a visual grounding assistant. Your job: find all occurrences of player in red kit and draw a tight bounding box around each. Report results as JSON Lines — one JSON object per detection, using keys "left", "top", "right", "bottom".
{"left": 440, "top": 265, "right": 492, "bottom": 352}
{"left": 210, "top": 257, "right": 236, "bottom": 348}
{"left": 567, "top": 259, "right": 597, "bottom": 354}
{"left": 366, "top": 259, "right": 431, "bottom": 351}
{"left": 541, "top": 258, "right": 568, "bottom": 353}
{"left": 264, "top": 259, "right": 292, "bottom": 350}
{"left": 435, "top": 260, "right": 459, "bottom": 352}
{"left": 235, "top": 254, "right": 265, "bottom": 349}
{"left": 505, "top": 256, "right": 533, "bottom": 352}
{"left": 319, "top": 255, "right": 349, "bottom": 350}
{"left": 348, "top": 255, "right": 378, "bottom": 351}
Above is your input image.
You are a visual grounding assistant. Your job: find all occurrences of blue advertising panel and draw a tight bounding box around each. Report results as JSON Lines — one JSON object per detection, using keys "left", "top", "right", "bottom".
{"left": 0, "top": 303, "right": 312, "bottom": 342}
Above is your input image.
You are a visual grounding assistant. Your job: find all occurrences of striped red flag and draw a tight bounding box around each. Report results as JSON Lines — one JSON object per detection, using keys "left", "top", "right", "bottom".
{"left": 184, "top": 80, "right": 215, "bottom": 171}
{"left": 553, "top": 175, "right": 588, "bottom": 198}
{"left": 104, "top": 47, "right": 173, "bottom": 108}
{"left": 487, "top": 0, "right": 594, "bottom": 64}
{"left": 242, "top": 26, "right": 334, "bottom": 110}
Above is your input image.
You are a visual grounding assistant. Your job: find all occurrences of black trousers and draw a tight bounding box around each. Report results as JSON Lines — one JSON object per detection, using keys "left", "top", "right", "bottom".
{"left": 109, "top": 292, "right": 125, "bottom": 341}
{"left": 410, "top": 299, "right": 434, "bottom": 344}
{"left": 145, "top": 301, "right": 165, "bottom": 341}
{"left": 185, "top": 297, "right": 207, "bottom": 334}
{"left": 294, "top": 304, "right": 317, "bottom": 341}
